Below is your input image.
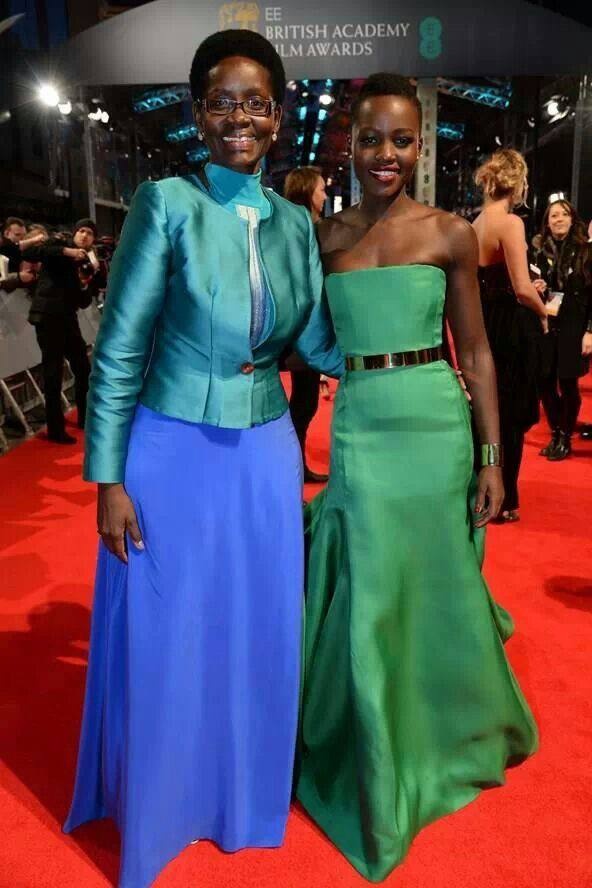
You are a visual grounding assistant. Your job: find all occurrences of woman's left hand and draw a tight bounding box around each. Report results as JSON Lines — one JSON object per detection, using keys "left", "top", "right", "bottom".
{"left": 474, "top": 466, "right": 504, "bottom": 527}
{"left": 582, "top": 332, "right": 592, "bottom": 357}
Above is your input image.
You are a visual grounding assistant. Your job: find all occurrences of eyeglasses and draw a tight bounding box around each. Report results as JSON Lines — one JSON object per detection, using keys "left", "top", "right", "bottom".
{"left": 199, "top": 96, "right": 276, "bottom": 117}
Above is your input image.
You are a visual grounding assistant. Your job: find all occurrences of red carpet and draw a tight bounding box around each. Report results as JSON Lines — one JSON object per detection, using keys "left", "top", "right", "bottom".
{"left": 1, "top": 377, "right": 591, "bottom": 888}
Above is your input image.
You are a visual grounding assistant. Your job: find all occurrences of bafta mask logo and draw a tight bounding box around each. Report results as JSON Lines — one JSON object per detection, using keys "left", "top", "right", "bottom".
{"left": 219, "top": 2, "right": 260, "bottom": 32}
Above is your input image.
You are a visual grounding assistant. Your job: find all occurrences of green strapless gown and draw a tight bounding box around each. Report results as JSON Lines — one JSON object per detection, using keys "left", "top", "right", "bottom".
{"left": 296, "top": 266, "right": 538, "bottom": 882}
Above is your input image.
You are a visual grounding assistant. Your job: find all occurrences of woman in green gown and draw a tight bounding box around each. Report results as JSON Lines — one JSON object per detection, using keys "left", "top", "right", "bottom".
{"left": 296, "top": 74, "right": 538, "bottom": 882}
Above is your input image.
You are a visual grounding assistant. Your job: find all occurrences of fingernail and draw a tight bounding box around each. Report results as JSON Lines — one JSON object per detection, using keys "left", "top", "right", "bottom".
{"left": 134, "top": 540, "right": 144, "bottom": 550}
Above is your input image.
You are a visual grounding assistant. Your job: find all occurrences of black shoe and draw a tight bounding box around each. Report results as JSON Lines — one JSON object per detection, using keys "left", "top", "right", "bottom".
{"left": 47, "top": 431, "right": 77, "bottom": 445}
{"left": 303, "top": 467, "right": 329, "bottom": 484}
{"left": 580, "top": 424, "right": 592, "bottom": 440}
{"left": 547, "top": 432, "right": 571, "bottom": 461}
{"left": 540, "top": 429, "right": 560, "bottom": 457}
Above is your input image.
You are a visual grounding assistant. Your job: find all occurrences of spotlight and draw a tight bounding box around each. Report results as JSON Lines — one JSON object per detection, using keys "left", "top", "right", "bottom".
{"left": 287, "top": 80, "right": 297, "bottom": 91}
{"left": 301, "top": 90, "right": 309, "bottom": 98}
{"left": 100, "top": 110, "right": 109, "bottom": 124}
{"left": 0, "top": 109, "right": 12, "bottom": 125}
{"left": 38, "top": 83, "right": 60, "bottom": 107}
{"left": 58, "top": 100, "right": 72, "bottom": 115}
{"left": 319, "top": 93, "right": 334, "bottom": 107}
{"left": 544, "top": 95, "right": 570, "bottom": 123}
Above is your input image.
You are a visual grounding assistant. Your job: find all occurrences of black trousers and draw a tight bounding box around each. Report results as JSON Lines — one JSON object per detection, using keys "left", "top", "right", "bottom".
{"left": 289, "top": 368, "right": 321, "bottom": 467}
{"left": 539, "top": 375, "right": 581, "bottom": 437}
{"left": 34, "top": 314, "right": 90, "bottom": 437}
{"left": 500, "top": 422, "right": 524, "bottom": 513}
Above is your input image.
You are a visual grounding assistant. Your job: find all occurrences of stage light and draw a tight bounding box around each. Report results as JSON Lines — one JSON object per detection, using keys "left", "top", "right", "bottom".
{"left": 495, "top": 136, "right": 502, "bottom": 146}
{"left": 545, "top": 95, "right": 570, "bottom": 123}
{"left": 313, "top": 132, "right": 321, "bottom": 146}
{"left": 101, "top": 110, "right": 109, "bottom": 124}
{"left": 58, "top": 100, "right": 72, "bottom": 115}
{"left": 0, "top": 109, "right": 11, "bottom": 125}
{"left": 309, "top": 151, "right": 316, "bottom": 162}
{"left": 319, "top": 93, "right": 334, "bottom": 107}
{"left": 318, "top": 109, "right": 328, "bottom": 121}
{"left": 299, "top": 106, "right": 307, "bottom": 121}
{"left": 301, "top": 90, "right": 309, "bottom": 98}
{"left": 38, "top": 83, "right": 60, "bottom": 107}
{"left": 287, "top": 80, "right": 297, "bottom": 91}
{"left": 546, "top": 99, "right": 559, "bottom": 118}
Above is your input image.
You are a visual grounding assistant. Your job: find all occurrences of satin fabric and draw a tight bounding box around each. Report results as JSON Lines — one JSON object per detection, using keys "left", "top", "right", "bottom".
{"left": 202, "top": 162, "right": 273, "bottom": 346}
{"left": 297, "top": 266, "right": 538, "bottom": 882}
{"left": 84, "top": 175, "right": 343, "bottom": 483}
{"left": 65, "top": 406, "right": 304, "bottom": 888}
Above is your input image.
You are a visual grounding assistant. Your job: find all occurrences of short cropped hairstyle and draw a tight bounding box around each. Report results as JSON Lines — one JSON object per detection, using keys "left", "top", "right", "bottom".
{"left": 284, "top": 166, "right": 322, "bottom": 212}
{"left": 351, "top": 73, "right": 422, "bottom": 129}
{"left": 3, "top": 216, "right": 25, "bottom": 233}
{"left": 189, "top": 29, "right": 286, "bottom": 104}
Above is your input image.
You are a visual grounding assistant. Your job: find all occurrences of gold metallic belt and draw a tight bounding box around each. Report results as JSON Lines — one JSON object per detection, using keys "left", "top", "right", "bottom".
{"left": 345, "top": 345, "right": 444, "bottom": 371}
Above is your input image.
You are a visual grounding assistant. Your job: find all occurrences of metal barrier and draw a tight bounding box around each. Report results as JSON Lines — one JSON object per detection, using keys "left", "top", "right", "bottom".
{"left": 0, "top": 286, "right": 102, "bottom": 451}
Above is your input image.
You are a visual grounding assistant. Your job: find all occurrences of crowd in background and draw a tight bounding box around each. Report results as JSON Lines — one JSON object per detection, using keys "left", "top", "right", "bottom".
{"left": 1, "top": 158, "right": 591, "bottom": 481}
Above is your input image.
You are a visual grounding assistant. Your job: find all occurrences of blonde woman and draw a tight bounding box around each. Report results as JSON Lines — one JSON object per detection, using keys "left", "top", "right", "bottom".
{"left": 472, "top": 149, "right": 547, "bottom": 521}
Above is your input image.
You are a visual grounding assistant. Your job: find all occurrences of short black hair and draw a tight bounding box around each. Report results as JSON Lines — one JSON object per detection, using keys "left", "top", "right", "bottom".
{"left": 189, "top": 30, "right": 286, "bottom": 104}
{"left": 351, "top": 73, "right": 422, "bottom": 129}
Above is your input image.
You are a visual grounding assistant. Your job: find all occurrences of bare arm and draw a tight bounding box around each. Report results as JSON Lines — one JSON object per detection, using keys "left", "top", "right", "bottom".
{"left": 500, "top": 214, "right": 547, "bottom": 323}
{"left": 445, "top": 217, "right": 503, "bottom": 525}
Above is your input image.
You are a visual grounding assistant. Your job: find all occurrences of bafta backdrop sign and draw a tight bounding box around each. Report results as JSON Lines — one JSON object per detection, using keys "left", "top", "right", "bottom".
{"left": 55, "top": 0, "right": 592, "bottom": 84}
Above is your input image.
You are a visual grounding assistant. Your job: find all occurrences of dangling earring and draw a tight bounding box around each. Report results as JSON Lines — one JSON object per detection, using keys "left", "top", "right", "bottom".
{"left": 272, "top": 132, "right": 278, "bottom": 142}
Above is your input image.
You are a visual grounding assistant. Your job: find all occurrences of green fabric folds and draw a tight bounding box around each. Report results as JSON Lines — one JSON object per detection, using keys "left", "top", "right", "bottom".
{"left": 297, "top": 265, "right": 538, "bottom": 881}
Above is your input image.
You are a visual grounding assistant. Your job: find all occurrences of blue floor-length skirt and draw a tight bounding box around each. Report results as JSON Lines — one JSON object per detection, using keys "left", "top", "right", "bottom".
{"left": 64, "top": 405, "right": 304, "bottom": 888}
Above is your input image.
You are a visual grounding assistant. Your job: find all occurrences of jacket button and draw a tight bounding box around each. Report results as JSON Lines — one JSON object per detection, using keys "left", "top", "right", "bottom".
{"left": 240, "top": 362, "right": 255, "bottom": 375}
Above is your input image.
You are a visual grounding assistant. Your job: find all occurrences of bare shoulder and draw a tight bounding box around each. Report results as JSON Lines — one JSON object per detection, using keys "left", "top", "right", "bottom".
{"left": 434, "top": 211, "right": 479, "bottom": 262}
{"left": 503, "top": 213, "right": 526, "bottom": 237}
{"left": 317, "top": 210, "right": 358, "bottom": 253}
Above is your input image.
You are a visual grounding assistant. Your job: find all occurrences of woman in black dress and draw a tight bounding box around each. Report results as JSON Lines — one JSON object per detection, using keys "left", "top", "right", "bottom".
{"left": 284, "top": 166, "right": 330, "bottom": 483}
{"left": 531, "top": 199, "right": 592, "bottom": 460}
{"left": 472, "top": 149, "right": 547, "bottom": 521}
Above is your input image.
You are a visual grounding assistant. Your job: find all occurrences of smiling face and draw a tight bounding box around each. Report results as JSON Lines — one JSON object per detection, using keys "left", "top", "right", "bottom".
{"left": 194, "top": 56, "right": 282, "bottom": 175}
{"left": 352, "top": 95, "right": 422, "bottom": 201}
{"left": 547, "top": 202, "right": 573, "bottom": 240}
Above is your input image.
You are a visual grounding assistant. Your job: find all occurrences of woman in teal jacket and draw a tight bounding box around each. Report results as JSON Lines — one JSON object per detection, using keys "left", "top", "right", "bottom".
{"left": 64, "top": 30, "right": 342, "bottom": 888}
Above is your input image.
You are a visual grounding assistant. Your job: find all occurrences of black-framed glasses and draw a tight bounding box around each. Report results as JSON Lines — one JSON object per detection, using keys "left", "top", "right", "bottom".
{"left": 199, "top": 96, "right": 276, "bottom": 117}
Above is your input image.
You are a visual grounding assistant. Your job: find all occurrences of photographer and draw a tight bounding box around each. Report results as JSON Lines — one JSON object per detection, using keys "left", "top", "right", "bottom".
{"left": 22, "top": 218, "right": 105, "bottom": 444}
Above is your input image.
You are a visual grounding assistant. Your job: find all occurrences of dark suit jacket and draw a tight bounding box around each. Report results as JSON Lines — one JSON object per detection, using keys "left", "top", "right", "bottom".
{"left": 22, "top": 239, "right": 105, "bottom": 322}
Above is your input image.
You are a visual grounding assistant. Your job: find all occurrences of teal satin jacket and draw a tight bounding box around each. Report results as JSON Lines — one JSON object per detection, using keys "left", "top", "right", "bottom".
{"left": 84, "top": 175, "right": 343, "bottom": 483}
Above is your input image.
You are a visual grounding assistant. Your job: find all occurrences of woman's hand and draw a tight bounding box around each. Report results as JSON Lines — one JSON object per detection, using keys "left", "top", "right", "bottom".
{"left": 97, "top": 482, "right": 144, "bottom": 564}
{"left": 541, "top": 314, "right": 549, "bottom": 334}
{"left": 582, "top": 332, "right": 592, "bottom": 357}
{"left": 533, "top": 277, "right": 547, "bottom": 296}
{"left": 474, "top": 466, "right": 504, "bottom": 527}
